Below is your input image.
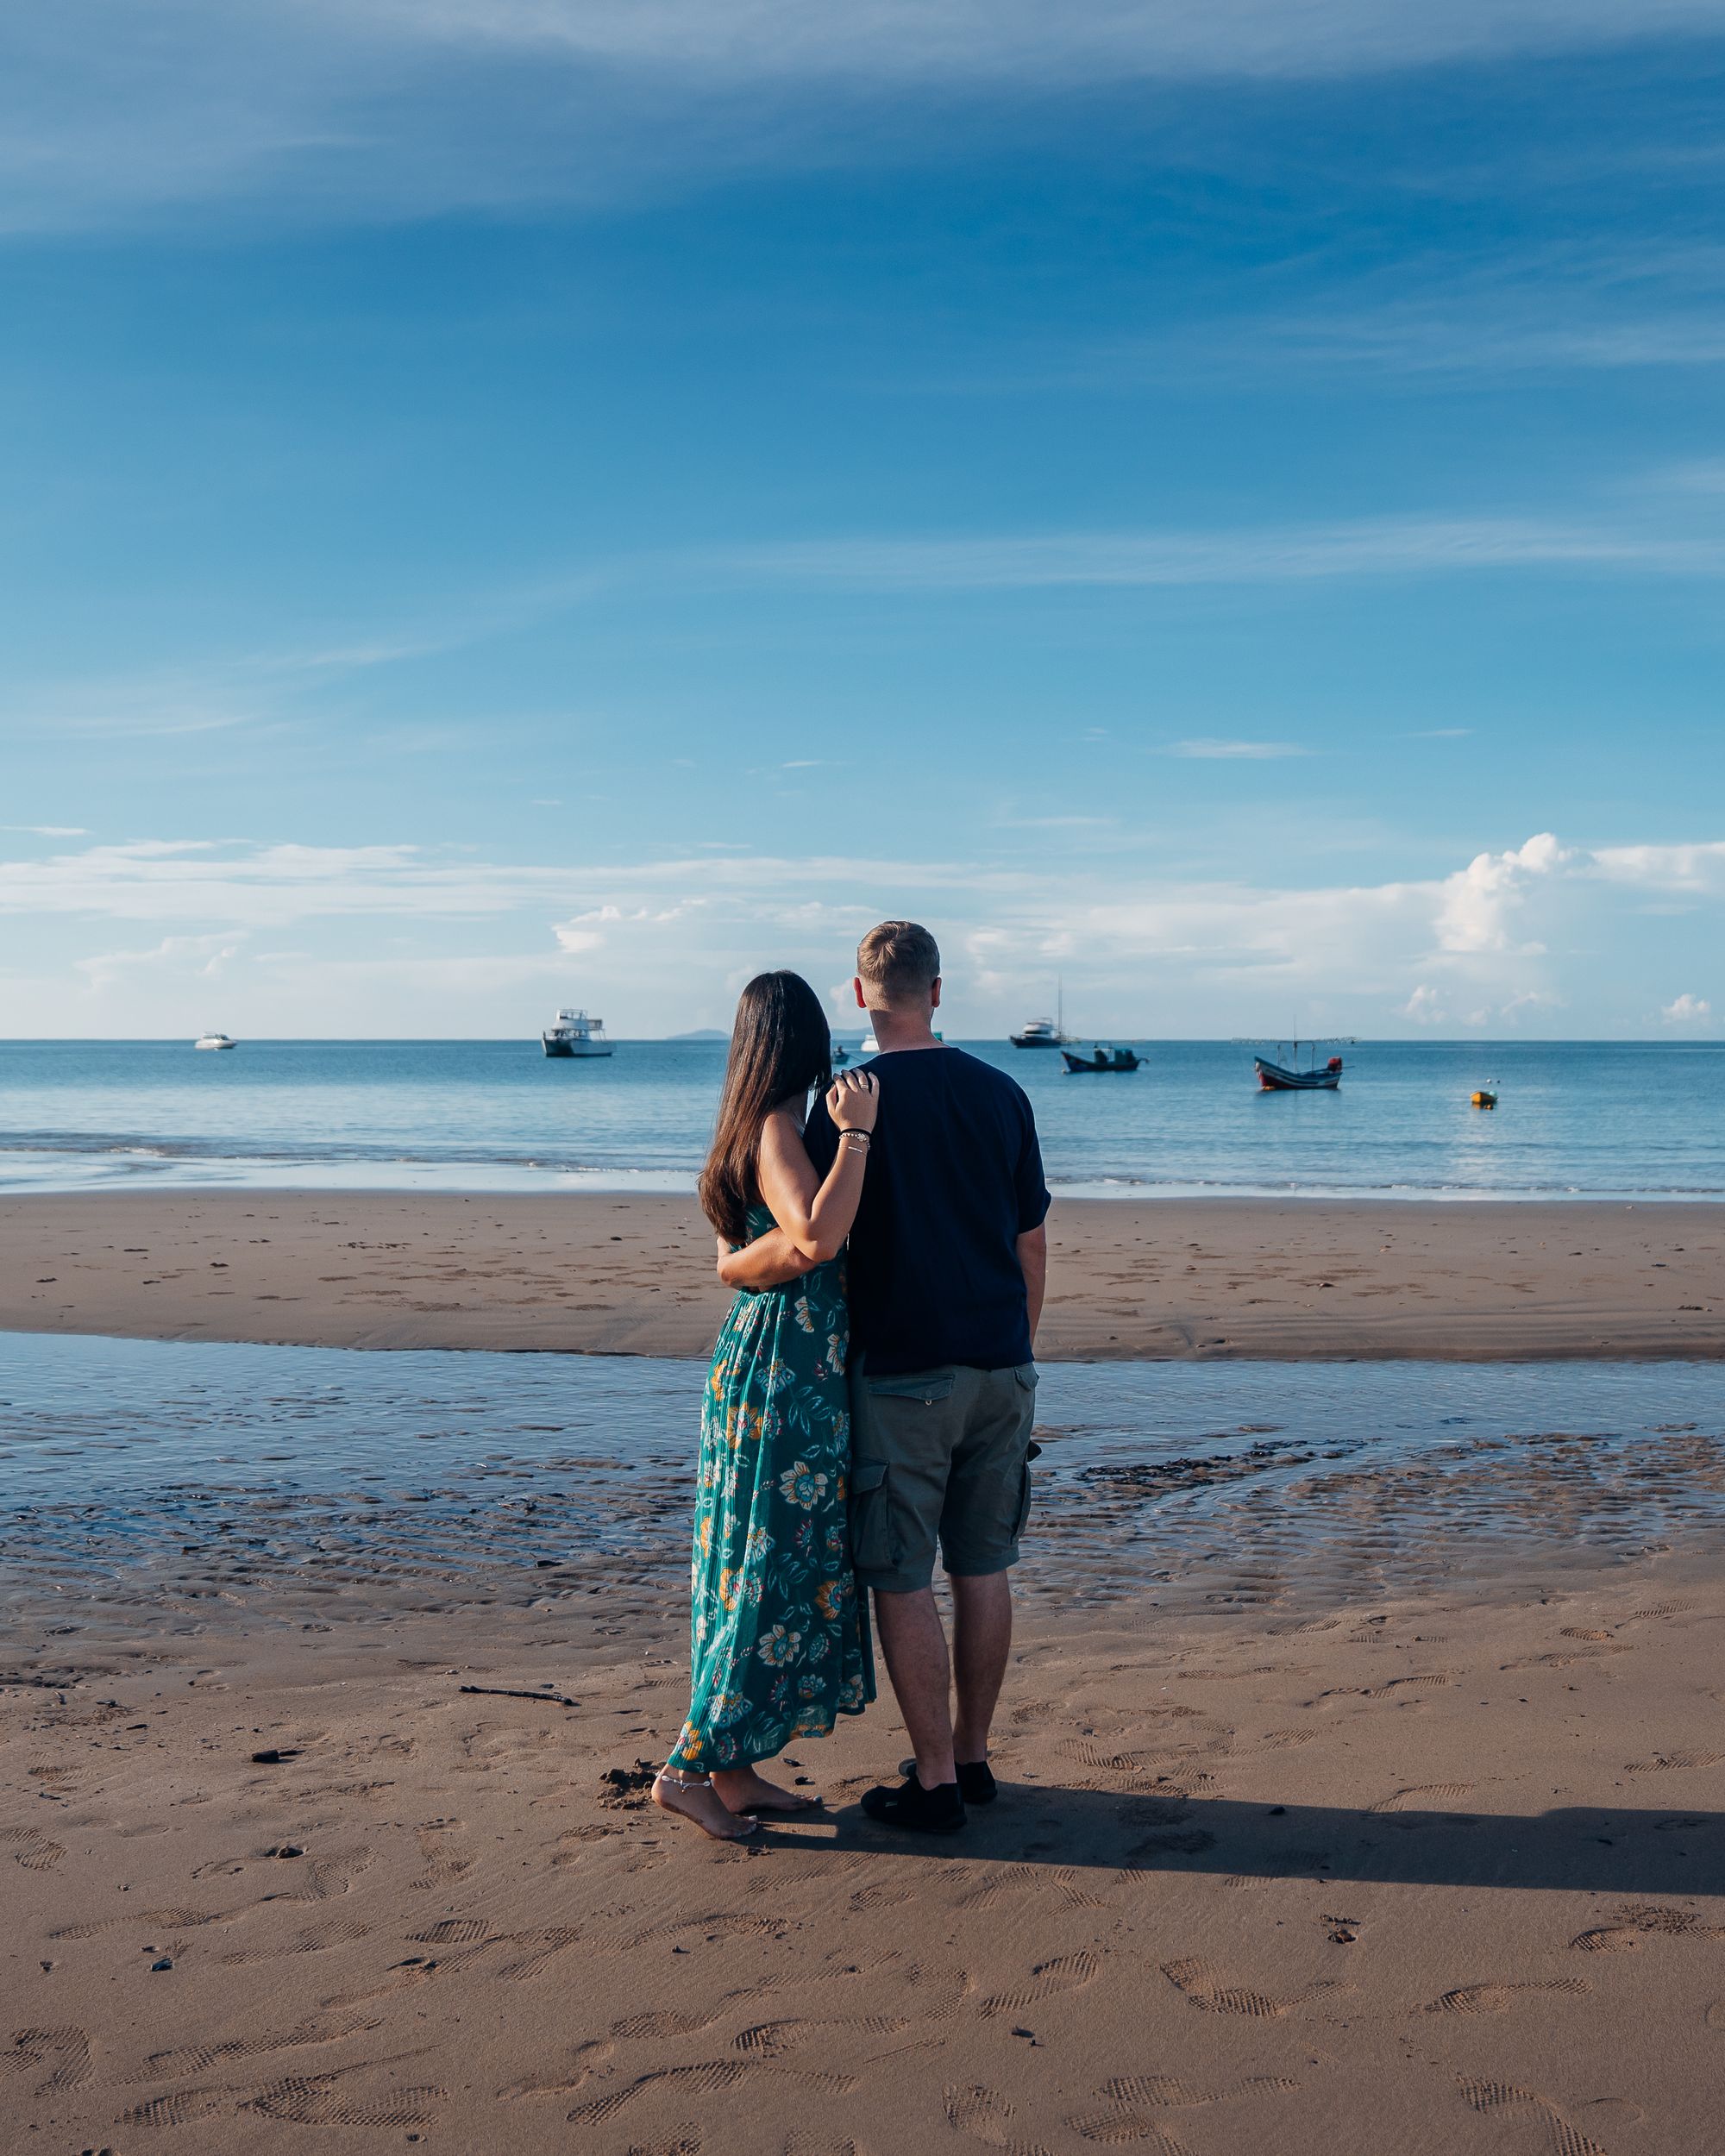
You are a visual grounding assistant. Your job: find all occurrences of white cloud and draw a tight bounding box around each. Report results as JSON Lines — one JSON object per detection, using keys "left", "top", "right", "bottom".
{"left": 6, "top": 824, "right": 1725, "bottom": 1036}
{"left": 74, "top": 930, "right": 245, "bottom": 994}
{"left": 2, "top": 824, "right": 89, "bottom": 836}
{"left": 7, "top": 2, "right": 1725, "bottom": 235}
{"left": 1164, "top": 738, "right": 1310, "bottom": 760}
{"left": 709, "top": 517, "right": 1725, "bottom": 592}
{"left": 1433, "top": 832, "right": 1569, "bottom": 956}
{"left": 1662, "top": 991, "right": 1714, "bottom": 1022}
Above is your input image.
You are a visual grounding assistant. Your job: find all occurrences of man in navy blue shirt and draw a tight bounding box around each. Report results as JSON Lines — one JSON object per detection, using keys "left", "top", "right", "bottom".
{"left": 729, "top": 921, "right": 1049, "bottom": 1833}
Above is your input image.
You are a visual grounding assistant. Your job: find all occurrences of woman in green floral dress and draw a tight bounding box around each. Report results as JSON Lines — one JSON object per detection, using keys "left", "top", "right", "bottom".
{"left": 653, "top": 971, "right": 879, "bottom": 1841}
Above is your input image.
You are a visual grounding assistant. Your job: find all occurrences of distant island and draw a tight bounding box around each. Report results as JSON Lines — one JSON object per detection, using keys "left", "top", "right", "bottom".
{"left": 668, "top": 1028, "right": 731, "bottom": 1040}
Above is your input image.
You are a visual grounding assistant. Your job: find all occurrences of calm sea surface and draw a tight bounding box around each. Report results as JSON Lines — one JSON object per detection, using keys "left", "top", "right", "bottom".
{"left": 3, "top": 1333, "right": 1722, "bottom": 1621}
{"left": 1, "top": 1038, "right": 1722, "bottom": 1200}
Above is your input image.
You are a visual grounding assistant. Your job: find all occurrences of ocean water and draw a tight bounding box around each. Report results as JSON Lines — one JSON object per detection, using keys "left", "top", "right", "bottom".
{"left": 3, "top": 1332, "right": 1722, "bottom": 1621}
{"left": 0, "top": 1037, "right": 1721, "bottom": 1200}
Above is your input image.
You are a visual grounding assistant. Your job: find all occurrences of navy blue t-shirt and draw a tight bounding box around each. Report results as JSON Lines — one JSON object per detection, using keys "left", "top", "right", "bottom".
{"left": 805, "top": 1045, "right": 1050, "bottom": 1375}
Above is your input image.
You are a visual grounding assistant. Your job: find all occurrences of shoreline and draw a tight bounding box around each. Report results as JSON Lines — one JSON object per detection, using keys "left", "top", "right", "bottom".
{"left": 1, "top": 1188, "right": 1720, "bottom": 1360}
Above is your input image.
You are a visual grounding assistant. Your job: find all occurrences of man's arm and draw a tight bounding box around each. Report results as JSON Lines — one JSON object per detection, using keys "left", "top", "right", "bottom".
{"left": 1016, "top": 1222, "right": 1047, "bottom": 1347}
{"left": 717, "top": 1230, "right": 818, "bottom": 1292}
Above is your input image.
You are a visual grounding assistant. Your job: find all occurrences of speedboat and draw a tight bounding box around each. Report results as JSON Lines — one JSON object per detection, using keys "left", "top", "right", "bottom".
{"left": 194, "top": 1030, "right": 237, "bottom": 1050}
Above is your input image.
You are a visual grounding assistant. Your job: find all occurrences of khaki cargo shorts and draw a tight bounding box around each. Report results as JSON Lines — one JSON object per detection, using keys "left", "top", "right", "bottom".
{"left": 847, "top": 1360, "right": 1039, "bottom": 1595}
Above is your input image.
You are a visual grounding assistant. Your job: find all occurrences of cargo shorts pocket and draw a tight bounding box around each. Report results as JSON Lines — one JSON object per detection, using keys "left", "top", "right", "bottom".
{"left": 865, "top": 1372, "right": 957, "bottom": 1405}
{"left": 1013, "top": 1438, "right": 1043, "bottom": 1539}
{"left": 848, "top": 1458, "right": 896, "bottom": 1572}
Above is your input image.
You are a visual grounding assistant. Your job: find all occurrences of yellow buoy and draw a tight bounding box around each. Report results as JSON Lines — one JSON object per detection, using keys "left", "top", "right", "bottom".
{"left": 1471, "top": 1089, "right": 1497, "bottom": 1109}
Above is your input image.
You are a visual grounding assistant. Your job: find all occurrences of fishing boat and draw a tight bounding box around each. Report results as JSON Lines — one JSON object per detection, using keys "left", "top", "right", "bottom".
{"left": 1241, "top": 1037, "right": 1354, "bottom": 1091}
{"left": 1062, "top": 1044, "right": 1142, "bottom": 1074}
{"left": 194, "top": 1030, "right": 237, "bottom": 1051}
{"left": 541, "top": 1010, "right": 612, "bottom": 1058}
{"left": 831, "top": 1041, "right": 850, "bottom": 1068}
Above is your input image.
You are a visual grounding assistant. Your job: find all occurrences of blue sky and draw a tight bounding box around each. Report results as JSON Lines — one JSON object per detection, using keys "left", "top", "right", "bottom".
{"left": 3, "top": 3, "right": 1723, "bottom": 1037}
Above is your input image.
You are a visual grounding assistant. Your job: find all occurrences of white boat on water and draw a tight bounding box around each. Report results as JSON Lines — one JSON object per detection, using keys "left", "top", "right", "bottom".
{"left": 542, "top": 1009, "right": 612, "bottom": 1058}
{"left": 194, "top": 1030, "right": 237, "bottom": 1050}
{"left": 1009, "top": 982, "right": 1071, "bottom": 1049}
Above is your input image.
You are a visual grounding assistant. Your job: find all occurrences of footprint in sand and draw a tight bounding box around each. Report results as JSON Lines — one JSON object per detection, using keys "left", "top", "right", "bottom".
{"left": 499, "top": 2038, "right": 615, "bottom": 2099}
{"left": 1426, "top": 1979, "right": 1590, "bottom": 2016}
{"left": 979, "top": 1951, "right": 1102, "bottom": 2019}
{"left": 1623, "top": 1751, "right": 1725, "bottom": 1774}
{"left": 55, "top": 1905, "right": 237, "bottom": 1940}
{"left": 1368, "top": 1783, "right": 1475, "bottom": 1813}
{"left": 222, "top": 1915, "right": 373, "bottom": 1965}
{"left": 1458, "top": 2075, "right": 1609, "bottom": 2156}
{"left": 570, "top": 2062, "right": 856, "bottom": 2128}
{"left": 122, "top": 2008, "right": 383, "bottom": 2082}
{"left": 848, "top": 1883, "right": 915, "bottom": 1911}
{"left": 409, "top": 1819, "right": 475, "bottom": 1890}
{"left": 0, "top": 1827, "right": 66, "bottom": 1872}
{"left": 957, "top": 1864, "right": 1107, "bottom": 1912}
{"left": 735, "top": 2013, "right": 907, "bottom": 2056}
{"left": 1070, "top": 2074, "right": 1299, "bottom": 2144}
{"left": 612, "top": 2008, "right": 722, "bottom": 2040}
{"left": 1571, "top": 1904, "right": 1725, "bottom": 1952}
{"left": 1161, "top": 1958, "right": 1343, "bottom": 2019}
{"left": 491, "top": 1927, "right": 585, "bottom": 1981}
{"left": 120, "top": 2086, "right": 235, "bottom": 2128}
{"left": 943, "top": 2083, "right": 1058, "bottom": 2156}
{"left": 265, "top": 1844, "right": 375, "bottom": 1903}
{"left": 245, "top": 2065, "right": 448, "bottom": 2128}
{"left": 0, "top": 2026, "right": 93, "bottom": 2093}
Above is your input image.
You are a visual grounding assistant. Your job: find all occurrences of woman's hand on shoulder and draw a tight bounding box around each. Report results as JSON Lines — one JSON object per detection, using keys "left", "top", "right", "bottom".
{"left": 826, "top": 1068, "right": 880, "bottom": 1133}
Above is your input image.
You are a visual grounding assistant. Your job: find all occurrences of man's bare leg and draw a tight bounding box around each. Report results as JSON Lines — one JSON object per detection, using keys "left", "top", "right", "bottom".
{"left": 873, "top": 1585, "right": 957, "bottom": 1788}
{"left": 950, "top": 1570, "right": 1013, "bottom": 1766}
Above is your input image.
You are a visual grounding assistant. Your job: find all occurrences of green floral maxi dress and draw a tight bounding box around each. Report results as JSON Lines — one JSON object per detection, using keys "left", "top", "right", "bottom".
{"left": 670, "top": 1205, "right": 875, "bottom": 1771}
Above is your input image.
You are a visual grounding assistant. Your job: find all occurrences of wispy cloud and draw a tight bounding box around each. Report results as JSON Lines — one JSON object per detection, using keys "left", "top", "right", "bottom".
{"left": 707, "top": 517, "right": 1725, "bottom": 592}
{"left": 2, "top": 824, "right": 89, "bottom": 837}
{"left": 7, "top": 2, "right": 1725, "bottom": 232}
{"left": 1163, "top": 739, "right": 1310, "bottom": 760}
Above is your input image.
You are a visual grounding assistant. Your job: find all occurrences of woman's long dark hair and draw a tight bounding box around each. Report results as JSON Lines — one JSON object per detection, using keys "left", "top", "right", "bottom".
{"left": 699, "top": 971, "right": 832, "bottom": 1245}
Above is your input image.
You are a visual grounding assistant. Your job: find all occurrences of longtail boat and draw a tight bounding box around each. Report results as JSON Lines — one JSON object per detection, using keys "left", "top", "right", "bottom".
{"left": 1238, "top": 1037, "right": 1355, "bottom": 1090}
{"left": 1061, "top": 1044, "right": 1142, "bottom": 1073}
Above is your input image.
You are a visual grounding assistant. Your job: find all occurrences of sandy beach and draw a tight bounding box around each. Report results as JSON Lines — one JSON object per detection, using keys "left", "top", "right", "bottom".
{"left": 2, "top": 1189, "right": 1722, "bottom": 1359}
{"left": 6, "top": 1557, "right": 1725, "bottom": 2153}
{"left": 5, "top": 1194, "right": 1724, "bottom": 2151}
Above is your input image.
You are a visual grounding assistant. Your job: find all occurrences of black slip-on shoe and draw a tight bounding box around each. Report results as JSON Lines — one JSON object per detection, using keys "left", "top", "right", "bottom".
{"left": 861, "top": 1770, "right": 967, "bottom": 1833}
{"left": 900, "top": 1756, "right": 997, "bottom": 1806}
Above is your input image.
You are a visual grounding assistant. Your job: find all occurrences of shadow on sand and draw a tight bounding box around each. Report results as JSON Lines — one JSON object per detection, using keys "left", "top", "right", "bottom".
{"left": 804, "top": 1786, "right": 1725, "bottom": 1898}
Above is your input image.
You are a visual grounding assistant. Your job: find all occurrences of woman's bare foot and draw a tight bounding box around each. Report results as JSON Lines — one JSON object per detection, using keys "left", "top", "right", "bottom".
{"left": 652, "top": 1771, "right": 762, "bottom": 1841}
{"left": 710, "top": 1764, "right": 824, "bottom": 1816}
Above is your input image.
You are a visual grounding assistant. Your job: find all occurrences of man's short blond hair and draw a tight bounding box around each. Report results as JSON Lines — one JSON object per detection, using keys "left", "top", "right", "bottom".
{"left": 856, "top": 919, "right": 941, "bottom": 1006}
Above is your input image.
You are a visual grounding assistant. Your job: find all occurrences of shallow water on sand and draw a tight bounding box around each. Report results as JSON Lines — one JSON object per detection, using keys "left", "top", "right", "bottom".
{"left": 3, "top": 1335, "right": 1722, "bottom": 1627}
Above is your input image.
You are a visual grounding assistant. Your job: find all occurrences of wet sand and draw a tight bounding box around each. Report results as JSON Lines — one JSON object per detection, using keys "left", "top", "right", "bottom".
{"left": 2, "top": 1189, "right": 1722, "bottom": 1359}
{"left": 6, "top": 1565, "right": 1724, "bottom": 2153}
